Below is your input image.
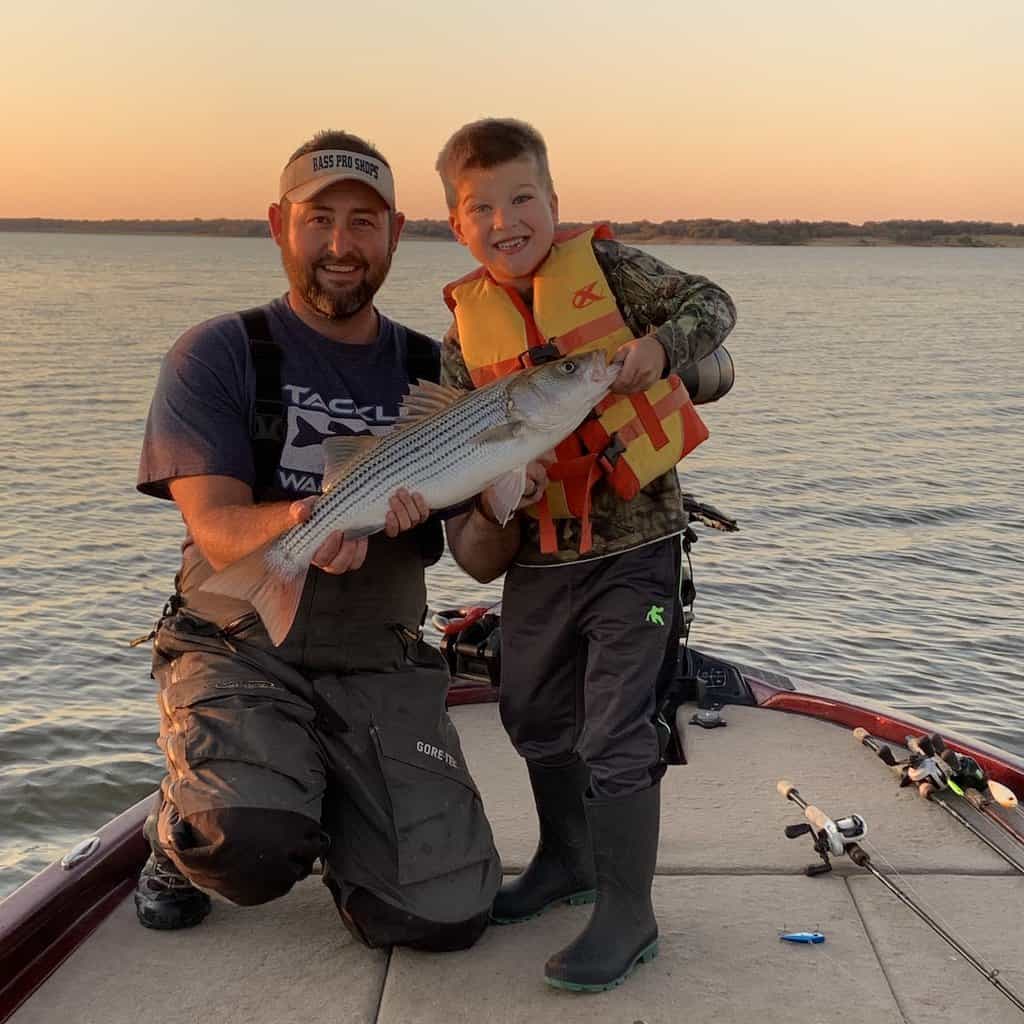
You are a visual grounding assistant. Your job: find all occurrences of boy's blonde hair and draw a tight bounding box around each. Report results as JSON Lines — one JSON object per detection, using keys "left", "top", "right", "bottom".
{"left": 435, "top": 118, "right": 554, "bottom": 209}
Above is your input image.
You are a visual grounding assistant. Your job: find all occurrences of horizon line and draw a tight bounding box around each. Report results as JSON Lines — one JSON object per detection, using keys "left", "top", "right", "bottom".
{"left": 3, "top": 215, "right": 1023, "bottom": 230}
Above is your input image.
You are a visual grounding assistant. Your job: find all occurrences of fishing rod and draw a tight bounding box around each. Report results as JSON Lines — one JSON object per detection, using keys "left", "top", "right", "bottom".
{"left": 913, "top": 733, "right": 1024, "bottom": 848}
{"left": 852, "top": 729, "right": 1024, "bottom": 874}
{"left": 777, "top": 780, "right": 1024, "bottom": 1014}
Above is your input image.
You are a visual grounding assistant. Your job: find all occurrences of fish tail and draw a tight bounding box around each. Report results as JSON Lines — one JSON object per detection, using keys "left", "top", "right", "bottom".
{"left": 201, "top": 541, "right": 309, "bottom": 647}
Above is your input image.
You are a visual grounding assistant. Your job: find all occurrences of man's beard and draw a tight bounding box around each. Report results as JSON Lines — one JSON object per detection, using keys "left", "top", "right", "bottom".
{"left": 282, "top": 246, "right": 392, "bottom": 321}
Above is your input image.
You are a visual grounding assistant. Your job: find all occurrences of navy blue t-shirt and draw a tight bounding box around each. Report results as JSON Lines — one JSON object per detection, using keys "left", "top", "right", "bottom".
{"left": 138, "top": 297, "right": 445, "bottom": 625}
{"left": 139, "top": 297, "right": 424, "bottom": 501}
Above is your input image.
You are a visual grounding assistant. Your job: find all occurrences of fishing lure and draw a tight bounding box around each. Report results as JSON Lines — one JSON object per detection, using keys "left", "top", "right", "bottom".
{"left": 779, "top": 931, "right": 825, "bottom": 944}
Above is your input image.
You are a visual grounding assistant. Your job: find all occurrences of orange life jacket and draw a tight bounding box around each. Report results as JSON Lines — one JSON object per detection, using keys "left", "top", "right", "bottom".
{"left": 444, "top": 224, "right": 707, "bottom": 553}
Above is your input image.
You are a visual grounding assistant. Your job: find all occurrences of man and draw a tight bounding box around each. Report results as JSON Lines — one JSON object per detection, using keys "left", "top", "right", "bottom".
{"left": 135, "top": 130, "right": 500, "bottom": 951}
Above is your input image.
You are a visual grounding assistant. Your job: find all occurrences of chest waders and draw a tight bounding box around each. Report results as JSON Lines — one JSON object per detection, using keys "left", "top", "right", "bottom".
{"left": 144, "top": 309, "right": 499, "bottom": 948}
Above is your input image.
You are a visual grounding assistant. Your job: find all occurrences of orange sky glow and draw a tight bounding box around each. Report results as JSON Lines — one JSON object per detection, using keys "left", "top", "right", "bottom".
{"left": 4, "top": 0, "right": 1022, "bottom": 224}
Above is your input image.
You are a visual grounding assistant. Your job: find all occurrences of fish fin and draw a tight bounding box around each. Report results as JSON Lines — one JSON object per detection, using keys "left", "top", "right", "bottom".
{"left": 485, "top": 468, "right": 527, "bottom": 526}
{"left": 322, "top": 435, "right": 381, "bottom": 491}
{"left": 471, "top": 422, "right": 522, "bottom": 445}
{"left": 398, "top": 380, "right": 464, "bottom": 422}
{"left": 201, "top": 542, "right": 309, "bottom": 647}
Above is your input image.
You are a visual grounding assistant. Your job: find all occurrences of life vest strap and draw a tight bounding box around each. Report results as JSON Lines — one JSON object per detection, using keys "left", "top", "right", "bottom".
{"left": 470, "top": 354, "right": 524, "bottom": 387}
{"left": 630, "top": 392, "right": 669, "bottom": 450}
{"left": 534, "top": 494, "right": 559, "bottom": 554}
{"left": 542, "top": 452, "right": 602, "bottom": 554}
{"left": 554, "top": 311, "right": 628, "bottom": 357}
{"left": 519, "top": 310, "right": 626, "bottom": 372}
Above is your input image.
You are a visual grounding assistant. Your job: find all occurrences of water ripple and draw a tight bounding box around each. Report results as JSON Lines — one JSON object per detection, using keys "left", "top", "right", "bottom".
{"left": 1, "top": 236, "right": 1022, "bottom": 896}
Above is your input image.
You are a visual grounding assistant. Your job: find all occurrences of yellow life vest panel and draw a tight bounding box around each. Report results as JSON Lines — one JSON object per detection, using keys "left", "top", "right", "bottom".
{"left": 444, "top": 224, "right": 707, "bottom": 553}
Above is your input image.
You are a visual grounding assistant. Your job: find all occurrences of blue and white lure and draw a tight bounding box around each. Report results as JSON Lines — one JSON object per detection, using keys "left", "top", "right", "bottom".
{"left": 780, "top": 931, "right": 825, "bottom": 944}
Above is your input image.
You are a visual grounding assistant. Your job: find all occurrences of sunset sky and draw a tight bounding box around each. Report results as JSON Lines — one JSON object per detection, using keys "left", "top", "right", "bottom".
{"left": 4, "top": 0, "right": 1022, "bottom": 223}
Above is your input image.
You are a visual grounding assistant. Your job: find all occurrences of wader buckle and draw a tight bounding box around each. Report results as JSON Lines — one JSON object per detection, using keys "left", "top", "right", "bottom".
{"left": 128, "top": 591, "right": 184, "bottom": 648}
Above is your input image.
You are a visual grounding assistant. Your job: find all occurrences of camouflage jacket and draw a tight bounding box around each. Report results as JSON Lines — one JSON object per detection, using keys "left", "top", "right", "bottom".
{"left": 441, "top": 236, "right": 737, "bottom": 565}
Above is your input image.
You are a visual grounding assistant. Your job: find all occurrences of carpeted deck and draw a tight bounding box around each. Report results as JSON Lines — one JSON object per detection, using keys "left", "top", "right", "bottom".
{"left": 13, "top": 703, "right": 1024, "bottom": 1024}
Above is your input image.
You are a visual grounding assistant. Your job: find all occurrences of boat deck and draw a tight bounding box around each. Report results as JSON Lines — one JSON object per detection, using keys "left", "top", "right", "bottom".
{"left": 12, "top": 703, "right": 1024, "bottom": 1024}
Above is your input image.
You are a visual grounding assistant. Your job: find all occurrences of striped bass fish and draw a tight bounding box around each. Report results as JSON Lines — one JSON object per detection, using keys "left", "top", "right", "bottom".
{"left": 202, "top": 350, "right": 618, "bottom": 645}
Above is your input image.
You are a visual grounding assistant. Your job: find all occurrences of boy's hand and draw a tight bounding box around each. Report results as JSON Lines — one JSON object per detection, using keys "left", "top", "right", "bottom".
{"left": 518, "top": 455, "right": 554, "bottom": 508}
{"left": 477, "top": 455, "right": 553, "bottom": 524}
{"left": 610, "top": 334, "right": 668, "bottom": 394}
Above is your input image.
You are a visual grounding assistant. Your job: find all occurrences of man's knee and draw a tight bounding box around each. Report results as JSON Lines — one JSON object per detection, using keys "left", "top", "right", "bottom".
{"left": 167, "top": 806, "right": 323, "bottom": 906}
{"left": 331, "top": 883, "right": 490, "bottom": 952}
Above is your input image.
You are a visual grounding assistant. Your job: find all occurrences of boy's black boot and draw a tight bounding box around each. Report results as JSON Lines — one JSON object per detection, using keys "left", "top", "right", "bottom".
{"left": 134, "top": 816, "right": 211, "bottom": 930}
{"left": 544, "top": 782, "right": 660, "bottom": 992}
{"left": 491, "top": 759, "right": 596, "bottom": 924}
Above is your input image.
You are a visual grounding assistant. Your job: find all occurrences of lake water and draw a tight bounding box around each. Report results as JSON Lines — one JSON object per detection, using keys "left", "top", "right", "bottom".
{"left": 1, "top": 233, "right": 1022, "bottom": 898}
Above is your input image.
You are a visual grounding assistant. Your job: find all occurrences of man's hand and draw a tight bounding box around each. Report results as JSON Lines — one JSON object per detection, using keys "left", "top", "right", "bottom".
{"left": 289, "top": 496, "right": 368, "bottom": 574}
{"left": 383, "top": 488, "right": 431, "bottom": 536}
{"left": 292, "top": 488, "right": 430, "bottom": 576}
{"left": 610, "top": 334, "right": 668, "bottom": 394}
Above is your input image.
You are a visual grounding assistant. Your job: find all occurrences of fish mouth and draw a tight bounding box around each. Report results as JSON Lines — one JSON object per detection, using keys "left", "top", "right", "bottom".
{"left": 585, "top": 352, "right": 621, "bottom": 384}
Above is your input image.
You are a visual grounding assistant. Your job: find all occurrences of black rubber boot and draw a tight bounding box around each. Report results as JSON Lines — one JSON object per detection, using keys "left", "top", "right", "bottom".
{"left": 134, "top": 817, "right": 211, "bottom": 930}
{"left": 544, "top": 782, "right": 660, "bottom": 992}
{"left": 491, "top": 759, "right": 596, "bottom": 924}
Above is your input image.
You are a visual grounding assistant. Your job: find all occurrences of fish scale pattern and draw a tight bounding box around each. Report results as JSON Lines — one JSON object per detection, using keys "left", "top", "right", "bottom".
{"left": 280, "top": 380, "right": 517, "bottom": 566}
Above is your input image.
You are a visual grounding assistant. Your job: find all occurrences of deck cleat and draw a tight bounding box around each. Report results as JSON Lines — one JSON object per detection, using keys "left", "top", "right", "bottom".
{"left": 690, "top": 704, "right": 726, "bottom": 729}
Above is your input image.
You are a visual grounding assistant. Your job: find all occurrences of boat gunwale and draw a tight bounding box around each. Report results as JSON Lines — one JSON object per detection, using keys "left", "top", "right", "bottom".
{"left": 742, "top": 672, "right": 1024, "bottom": 792}
{"left": 0, "top": 795, "right": 150, "bottom": 1022}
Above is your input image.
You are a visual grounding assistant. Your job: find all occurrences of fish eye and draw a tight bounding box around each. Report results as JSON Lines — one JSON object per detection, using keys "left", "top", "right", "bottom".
{"left": 561, "top": 360, "right": 577, "bottom": 374}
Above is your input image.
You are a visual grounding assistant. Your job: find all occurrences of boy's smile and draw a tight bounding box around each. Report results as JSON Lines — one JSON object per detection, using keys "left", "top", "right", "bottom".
{"left": 448, "top": 157, "right": 558, "bottom": 295}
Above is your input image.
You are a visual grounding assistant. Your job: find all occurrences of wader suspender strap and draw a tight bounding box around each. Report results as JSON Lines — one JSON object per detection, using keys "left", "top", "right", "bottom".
{"left": 403, "top": 327, "right": 442, "bottom": 385}
{"left": 240, "top": 308, "right": 285, "bottom": 498}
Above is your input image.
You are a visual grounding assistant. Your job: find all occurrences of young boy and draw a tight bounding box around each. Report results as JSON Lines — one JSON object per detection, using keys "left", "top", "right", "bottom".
{"left": 437, "top": 118, "right": 737, "bottom": 991}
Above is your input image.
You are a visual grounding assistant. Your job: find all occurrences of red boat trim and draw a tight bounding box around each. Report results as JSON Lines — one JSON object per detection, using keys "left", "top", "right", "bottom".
{"left": 746, "top": 680, "right": 1024, "bottom": 795}
{"left": 0, "top": 796, "right": 150, "bottom": 1023}
{"left": 446, "top": 680, "right": 499, "bottom": 707}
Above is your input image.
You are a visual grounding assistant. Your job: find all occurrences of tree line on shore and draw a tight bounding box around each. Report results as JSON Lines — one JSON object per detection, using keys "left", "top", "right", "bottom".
{"left": 2, "top": 216, "right": 1022, "bottom": 245}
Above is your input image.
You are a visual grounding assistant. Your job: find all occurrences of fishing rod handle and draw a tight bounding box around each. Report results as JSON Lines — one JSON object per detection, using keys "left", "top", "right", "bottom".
{"left": 989, "top": 780, "right": 1019, "bottom": 810}
{"left": 777, "top": 779, "right": 801, "bottom": 803}
{"left": 803, "top": 805, "right": 834, "bottom": 833}
{"left": 852, "top": 727, "right": 894, "bottom": 761}
{"left": 853, "top": 728, "right": 905, "bottom": 775}
{"left": 906, "top": 734, "right": 927, "bottom": 758}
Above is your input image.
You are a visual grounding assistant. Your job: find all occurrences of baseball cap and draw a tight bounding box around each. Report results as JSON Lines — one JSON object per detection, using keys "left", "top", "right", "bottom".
{"left": 278, "top": 149, "right": 396, "bottom": 209}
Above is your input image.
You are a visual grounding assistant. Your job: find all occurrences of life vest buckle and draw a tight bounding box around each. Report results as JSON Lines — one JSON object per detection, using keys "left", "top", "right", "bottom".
{"left": 599, "top": 433, "right": 627, "bottom": 473}
{"left": 521, "top": 340, "right": 563, "bottom": 368}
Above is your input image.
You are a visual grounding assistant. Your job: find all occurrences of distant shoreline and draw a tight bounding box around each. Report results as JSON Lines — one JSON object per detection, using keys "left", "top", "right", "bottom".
{"left": 2, "top": 218, "right": 1023, "bottom": 248}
